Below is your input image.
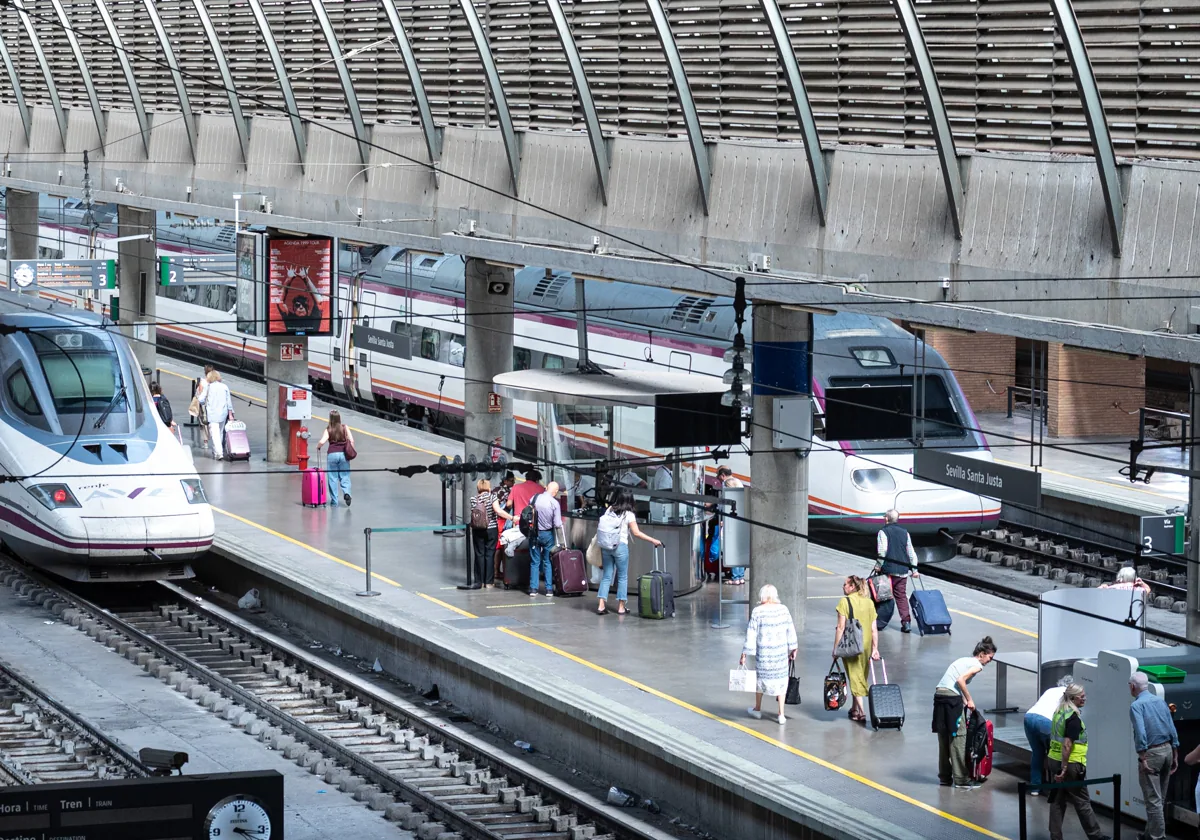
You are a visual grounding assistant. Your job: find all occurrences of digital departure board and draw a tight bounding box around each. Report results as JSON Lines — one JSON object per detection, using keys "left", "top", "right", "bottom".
{"left": 7, "top": 260, "right": 116, "bottom": 292}
{"left": 0, "top": 770, "right": 283, "bottom": 840}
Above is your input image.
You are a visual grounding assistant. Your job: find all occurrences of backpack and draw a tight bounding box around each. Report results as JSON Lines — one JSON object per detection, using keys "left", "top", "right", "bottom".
{"left": 155, "top": 395, "right": 173, "bottom": 426}
{"left": 470, "top": 494, "right": 490, "bottom": 530}
{"left": 596, "top": 508, "right": 624, "bottom": 550}
{"left": 519, "top": 494, "right": 541, "bottom": 539}
{"left": 966, "top": 710, "right": 993, "bottom": 779}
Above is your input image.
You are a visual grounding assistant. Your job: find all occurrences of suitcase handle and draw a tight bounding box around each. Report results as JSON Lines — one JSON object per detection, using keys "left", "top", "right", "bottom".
{"left": 869, "top": 658, "right": 888, "bottom": 686}
{"left": 652, "top": 542, "right": 665, "bottom": 572}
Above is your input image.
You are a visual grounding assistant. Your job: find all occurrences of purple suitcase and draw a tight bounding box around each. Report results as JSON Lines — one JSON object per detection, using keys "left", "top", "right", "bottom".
{"left": 552, "top": 548, "right": 589, "bottom": 596}
{"left": 302, "top": 468, "right": 327, "bottom": 507}
{"left": 222, "top": 414, "right": 251, "bottom": 461}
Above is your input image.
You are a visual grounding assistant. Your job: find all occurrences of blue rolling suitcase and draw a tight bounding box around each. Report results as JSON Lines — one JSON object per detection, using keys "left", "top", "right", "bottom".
{"left": 909, "top": 578, "right": 952, "bottom": 636}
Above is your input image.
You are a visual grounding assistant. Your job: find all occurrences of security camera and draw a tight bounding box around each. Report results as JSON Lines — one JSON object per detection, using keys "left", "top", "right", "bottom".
{"left": 139, "top": 747, "right": 188, "bottom": 776}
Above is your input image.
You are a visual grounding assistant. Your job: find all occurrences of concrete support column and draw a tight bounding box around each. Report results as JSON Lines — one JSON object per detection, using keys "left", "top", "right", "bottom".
{"left": 1188, "top": 366, "right": 1200, "bottom": 642}
{"left": 4, "top": 189, "right": 38, "bottom": 265}
{"left": 265, "top": 336, "right": 309, "bottom": 463}
{"left": 922, "top": 329, "right": 1015, "bottom": 414}
{"left": 463, "top": 258, "right": 514, "bottom": 463}
{"left": 749, "top": 306, "right": 811, "bottom": 631}
{"left": 1047, "top": 343, "right": 1144, "bottom": 438}
{"left": 117, "top": 205, "right": 156, "bottom": 373}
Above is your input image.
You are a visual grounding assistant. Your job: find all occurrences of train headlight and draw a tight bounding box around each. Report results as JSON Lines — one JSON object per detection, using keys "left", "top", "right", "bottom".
{"left": 27, "top": 484, "right": 81, "bottom": 510}
{"left": 850, "top": 469, "right": 896, "bottom": 493}
{"left": 180, "top": 478, "right": 207, "bottom": 505}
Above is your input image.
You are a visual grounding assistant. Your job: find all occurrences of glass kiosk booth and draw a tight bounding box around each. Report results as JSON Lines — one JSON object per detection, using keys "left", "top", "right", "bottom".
{"left": 493, "top": 367, "right": 734, "bottom": 596}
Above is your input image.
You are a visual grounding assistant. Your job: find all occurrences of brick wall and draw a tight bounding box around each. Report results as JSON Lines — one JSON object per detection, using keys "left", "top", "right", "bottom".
{"left": 923, "top": 330, "right": 1015, "bottom": 415}
{"left": 1047, "top": 343, "right": 1145, "bottom": 438}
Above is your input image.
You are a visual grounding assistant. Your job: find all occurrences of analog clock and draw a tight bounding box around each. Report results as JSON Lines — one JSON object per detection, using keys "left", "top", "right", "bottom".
{"left": 204, "top": 795, "right": 272, "bottom": 839}
{"left": 12, "top": 263, "right": 34, "bottom": 288}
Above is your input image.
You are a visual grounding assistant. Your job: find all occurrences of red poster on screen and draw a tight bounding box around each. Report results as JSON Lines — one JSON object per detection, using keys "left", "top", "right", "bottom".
{"left": 267, "top": 238, "right": 333, "bottom": 336}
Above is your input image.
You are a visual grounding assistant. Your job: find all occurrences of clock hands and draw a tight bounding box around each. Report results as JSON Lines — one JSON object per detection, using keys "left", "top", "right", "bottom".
{"left": 233, "top": 829, "right": 267, "bottom": 837}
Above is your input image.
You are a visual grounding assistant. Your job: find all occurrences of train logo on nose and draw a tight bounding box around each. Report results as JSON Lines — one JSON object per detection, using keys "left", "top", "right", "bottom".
{"left": 84, "top": 487, "right": 163, "bottom": 501}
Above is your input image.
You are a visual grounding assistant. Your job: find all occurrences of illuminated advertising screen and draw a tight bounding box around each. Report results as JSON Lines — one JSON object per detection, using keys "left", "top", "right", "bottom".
{"left": 267, "top": 237, "right": 333, "bottom": 336}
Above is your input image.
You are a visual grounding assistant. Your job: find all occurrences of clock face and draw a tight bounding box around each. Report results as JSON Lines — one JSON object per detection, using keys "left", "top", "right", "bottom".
{"left": 12, "top": 264, "right": 34, "bottom": 288}
{"left": 204, "top": 795, "right": 272, "bottom": 839}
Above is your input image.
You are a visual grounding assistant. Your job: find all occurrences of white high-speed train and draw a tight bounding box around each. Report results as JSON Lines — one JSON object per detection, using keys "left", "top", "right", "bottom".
{"left": 0, "top": 294, "right": 213, "bottom": 581}
{"left": 7, "top": 200, "right": 999, "bottom": 553}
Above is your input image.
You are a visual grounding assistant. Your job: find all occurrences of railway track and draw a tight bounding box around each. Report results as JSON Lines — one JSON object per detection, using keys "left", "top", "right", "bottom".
{"left": 954, "top": 520, "right": 1187, "bottom": 610}
{"left": 0, "top": 649, "right": 146, "bottom": 785}
{"left": 0, "top": 559, "right": 676, "bottom": 840}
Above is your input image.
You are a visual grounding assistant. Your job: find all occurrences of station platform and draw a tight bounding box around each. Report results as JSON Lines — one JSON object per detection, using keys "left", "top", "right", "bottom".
{"left": 149, "top": 358, "right": 1179, "bottom": 840}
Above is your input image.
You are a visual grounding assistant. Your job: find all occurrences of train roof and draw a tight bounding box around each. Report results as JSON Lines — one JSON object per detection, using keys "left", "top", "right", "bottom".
{"left": 0, "top": 295, "right": 106, "bottom": 330}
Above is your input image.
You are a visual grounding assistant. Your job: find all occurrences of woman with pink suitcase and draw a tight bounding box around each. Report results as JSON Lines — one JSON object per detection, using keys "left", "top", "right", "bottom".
{"left": 316, "top": 411, "right": 356, "bottom": 507}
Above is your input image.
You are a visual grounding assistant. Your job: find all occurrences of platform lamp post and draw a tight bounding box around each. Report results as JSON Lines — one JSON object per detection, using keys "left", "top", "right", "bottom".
{"left": 714, "top": 277, "right": 750, "bottom": 629}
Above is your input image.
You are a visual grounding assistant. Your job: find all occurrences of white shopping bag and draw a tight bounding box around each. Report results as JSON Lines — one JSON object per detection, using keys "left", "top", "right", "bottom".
{"left": 728, "top": 666, "right": 757, "bottom": 693}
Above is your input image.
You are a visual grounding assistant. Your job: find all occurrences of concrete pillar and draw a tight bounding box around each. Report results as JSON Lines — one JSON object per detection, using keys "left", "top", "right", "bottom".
{"left": 463, "top": 258, "right": 514, "bottom": 464}
{"left": 1047, "top": 343, "right": 1145, "bottom": 438}
{"left": 4, "top": 189, "right": 38, "bottom": 265}
{"left": 117, "top": 205, "right": 156, "bottom": 373}
{"left": 265, "top": 336, "right": 309, "bottom": 463}
{"left": 922, "top": 329, "right": 1015, "bottom": 415}
{"left": 748, "top": 306, "right": 812, "bottom": 631}
{"left": 1188, "top": 366, "right": 1200, "bottom": 642}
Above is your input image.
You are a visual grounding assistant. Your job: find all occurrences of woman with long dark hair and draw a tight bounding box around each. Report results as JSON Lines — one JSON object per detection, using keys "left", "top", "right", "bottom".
{"left": 595, "top": 489, "right": 661, "bottom": 615}
{"left": 317, "top": 410, "right": 355, "bottom": 507}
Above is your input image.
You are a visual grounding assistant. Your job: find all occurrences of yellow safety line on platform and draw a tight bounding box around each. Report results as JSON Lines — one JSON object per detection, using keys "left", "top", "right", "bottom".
{"left": 995, "top": 456, "right": 1181, "bottom": 503}
{"left": 500, "top": 627, "right": 1007, "bottom": 840}
{"left": 212, "top": 507, "right": 404, "bottom": 589}
{"left": 161, "top": 368, "right": 444, "bottom": 457}
{"left": 808, "top": 564, "right": 833, "bottom": 575}
{"left": 949, "top": 609, "right": 1037, "bottom": 639}
{"left": 416, "top": 592, "right": 476, "bottom": 618}
{"left": 485, "top": 601, "right": 557, "bottom": 609}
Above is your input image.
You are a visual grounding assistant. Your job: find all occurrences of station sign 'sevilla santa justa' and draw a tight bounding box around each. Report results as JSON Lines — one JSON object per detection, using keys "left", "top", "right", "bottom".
{"left": 914, "top": 448, "right": 1042, "bottom": 508}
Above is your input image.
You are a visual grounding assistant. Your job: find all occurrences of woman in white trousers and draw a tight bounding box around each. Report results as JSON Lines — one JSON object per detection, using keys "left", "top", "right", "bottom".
{"left": 199, "top": 370, "right": 232, "bottom": 459}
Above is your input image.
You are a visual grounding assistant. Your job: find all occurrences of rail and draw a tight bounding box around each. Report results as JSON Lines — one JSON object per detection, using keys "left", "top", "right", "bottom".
{"left": 1017, "top": 775, "right": 1121, "bottom": 840}
{"left": 1006, "top": 386, "right": 1047, "bottom": 422}
{"left": 361, "top": 524, "right": 465, "bottom": 596}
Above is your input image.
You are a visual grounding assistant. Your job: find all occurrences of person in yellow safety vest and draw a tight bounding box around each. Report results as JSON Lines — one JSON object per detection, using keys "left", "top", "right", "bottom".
{"left": 1047, "top": 684, "right": 1111, "bottom": 840}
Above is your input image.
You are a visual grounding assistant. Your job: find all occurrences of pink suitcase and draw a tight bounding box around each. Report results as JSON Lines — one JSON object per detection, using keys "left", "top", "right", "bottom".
{"left": 222, "top": 412, "right": 251, "bottom": 461}
{"left": 302, "top": 467, "right": 328, "bottom": 507}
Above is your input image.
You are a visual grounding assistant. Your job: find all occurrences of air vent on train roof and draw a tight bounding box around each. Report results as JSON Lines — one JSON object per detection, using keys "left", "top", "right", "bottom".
{"left": 669, "top": 296, "right": 714, "bottom": 325}
{"left": 531, "top": 272, "right": 570, "bottom": 301}
{"left": 214, "top": 226, "right": 236, "bottom": 246}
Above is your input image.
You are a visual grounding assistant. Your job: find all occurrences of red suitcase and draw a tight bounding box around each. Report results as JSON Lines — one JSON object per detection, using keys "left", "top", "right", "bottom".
{"left": 552, "top": 548, "right": 589, "bottom": 596}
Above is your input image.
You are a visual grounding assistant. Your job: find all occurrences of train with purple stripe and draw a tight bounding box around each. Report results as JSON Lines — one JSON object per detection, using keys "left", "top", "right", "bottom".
{"left": 0, "top": 294, "right": 213, "bottom": 581}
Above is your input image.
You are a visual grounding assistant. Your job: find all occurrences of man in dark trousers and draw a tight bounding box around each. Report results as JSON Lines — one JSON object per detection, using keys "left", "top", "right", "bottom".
{"left": 875, "top": 509, "right": 918, "bottom": 633}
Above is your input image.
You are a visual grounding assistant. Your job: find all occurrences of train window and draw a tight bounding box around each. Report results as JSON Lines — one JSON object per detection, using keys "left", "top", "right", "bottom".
{"left": 514, "top": 347, "right": 531, "bottom": 371}
{"left": 39, "top": 353, "right": 118, "bottom": 414}
{"left": 444, "top": 336, "right": 465, "bottom": 368}
{"left": 7, "top": 370, "right": 42, "bottom": 416}
{"left": 850, "top": 347, "right": 896, "bottom": 368}
{"left": 421, "top": 328, "right": 440, "bottom": 361}
{"left": 542, "top": 354, "right": 564, "bottom": 370}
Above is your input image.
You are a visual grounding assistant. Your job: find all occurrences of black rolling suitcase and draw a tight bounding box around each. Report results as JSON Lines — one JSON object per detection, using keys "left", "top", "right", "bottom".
{"left": 867, "top": 658, "right": 905, "bottom": 730}
{"left": 504, "top": 546, "right": 532, "bottom": 591}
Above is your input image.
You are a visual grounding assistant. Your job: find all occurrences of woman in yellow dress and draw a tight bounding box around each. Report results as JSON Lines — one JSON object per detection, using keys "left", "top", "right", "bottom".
{"left": 833, "top": 575, "right": 880, "bottom": 723}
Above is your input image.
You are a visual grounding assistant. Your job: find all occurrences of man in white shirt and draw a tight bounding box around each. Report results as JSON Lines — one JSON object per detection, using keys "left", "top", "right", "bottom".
{"left": 1025, "top": 676, "right": 1075, "bottom": 794}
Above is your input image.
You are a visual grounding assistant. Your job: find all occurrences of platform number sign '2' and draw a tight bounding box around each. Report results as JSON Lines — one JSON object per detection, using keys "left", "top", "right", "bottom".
{"left": 1140, "top": 515, "right": 1185, "bottom": 557}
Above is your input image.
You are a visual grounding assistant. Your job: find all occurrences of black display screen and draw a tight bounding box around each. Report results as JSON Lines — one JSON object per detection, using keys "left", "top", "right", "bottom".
{"left": 654, "top": 392, "right": 741, "bottom": 448}
{"left": 823, "top": 385, "right": 913, "bottom": 441}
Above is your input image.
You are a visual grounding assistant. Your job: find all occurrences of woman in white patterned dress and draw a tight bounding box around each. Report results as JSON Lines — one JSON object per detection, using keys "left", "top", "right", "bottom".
{"left": 739, "top": 584, "right": 799, "bottom": 725}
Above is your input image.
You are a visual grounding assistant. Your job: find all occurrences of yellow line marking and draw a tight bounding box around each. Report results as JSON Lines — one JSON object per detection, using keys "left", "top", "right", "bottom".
{"left": 212, "top": 506, "right": 404, "bottom": 589}
{"left": 161, "top": 368, "right": 444, "bottom": 457}
{"left": 807, "top": 595, "right": 843, "bottom": 599}
{"left": 500, "top": 627, "right": 1006, "bottom": 840}
{"left": 485, "top": 601, "right": 558, "bottom": 609}
{"left": 808, "top": 564, "right": 834, "bottom": 575}
{"left": 949, "top": 608, "right": 1038, "bottom": 639}
{"left": 994, "top": 457, "right": 1182, "bottom": 503}
{"left": 416, "top": 592, "right": 477, "bottom": 618}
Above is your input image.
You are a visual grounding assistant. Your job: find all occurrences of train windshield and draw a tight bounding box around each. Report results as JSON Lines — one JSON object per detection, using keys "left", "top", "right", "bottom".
{"left": 39, "top": 353, "right": 119, "bottom": 413}
{"left": 826, "top": 374, "right": 967, "bottom": 440}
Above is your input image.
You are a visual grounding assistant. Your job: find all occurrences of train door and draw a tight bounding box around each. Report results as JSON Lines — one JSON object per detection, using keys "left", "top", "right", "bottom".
{"left": 357, "top": 290, "right": 376, "bottom": 401}
{"left": 336, "top": 283, "right": 353, "bottom": 398}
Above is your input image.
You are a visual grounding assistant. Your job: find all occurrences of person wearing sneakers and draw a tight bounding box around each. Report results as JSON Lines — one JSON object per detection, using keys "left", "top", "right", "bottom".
{"left": 528, "top": 481, "right": 562, "bottom": 597}
{"left": 739, "top": 584, "right": 798, "bottom": 725}
{"left": 932, "top": 637, "right": 997, "bottom": 790}
{"left": 875, "top": 509, "right": 919, "bottom": 633}
{"left": 1049, "top": 684, "right": 1110, "bottom": 840}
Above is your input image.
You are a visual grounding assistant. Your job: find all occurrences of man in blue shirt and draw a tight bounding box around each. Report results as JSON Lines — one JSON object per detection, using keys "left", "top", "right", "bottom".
{"left": 529, "top": 481, "right": 563, "bottom": 597}
{"left": 1129, "top": 671, "right": 1179, "bottom": 840}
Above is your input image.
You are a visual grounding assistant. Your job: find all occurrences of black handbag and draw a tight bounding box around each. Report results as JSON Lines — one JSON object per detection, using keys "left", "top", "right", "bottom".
{"left": 823, "top": 662, "right": 848, "bottom": 711}
{"left": 786, "top": 661, "right": 802, "bottom": 706}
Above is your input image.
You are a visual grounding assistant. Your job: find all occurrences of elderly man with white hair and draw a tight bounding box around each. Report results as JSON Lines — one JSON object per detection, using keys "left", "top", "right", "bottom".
{"left": 875, "top": 509, "right": 918, "bottom": 632}
{"left": 1100, "top": 566, "right": 1152, "bottom": 594}
{"left": 1129, "top": 670, "right": 1179, "bottom": 840}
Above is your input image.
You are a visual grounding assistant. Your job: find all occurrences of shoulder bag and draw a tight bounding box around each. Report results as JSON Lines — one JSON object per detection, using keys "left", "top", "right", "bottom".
{"left": 344, "top": 436, "right": 357, "bottom": 461}
{"left": 834, "top": 597, "right": 865, "bottom": 659}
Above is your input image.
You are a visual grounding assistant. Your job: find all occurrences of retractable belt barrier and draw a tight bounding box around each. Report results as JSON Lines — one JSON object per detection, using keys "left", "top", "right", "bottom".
{"left": 1017, "top": 774, "right": 1122, "bottom": 840}
{"left": 360, "top": 525, "right": 466, "bottom": 597}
